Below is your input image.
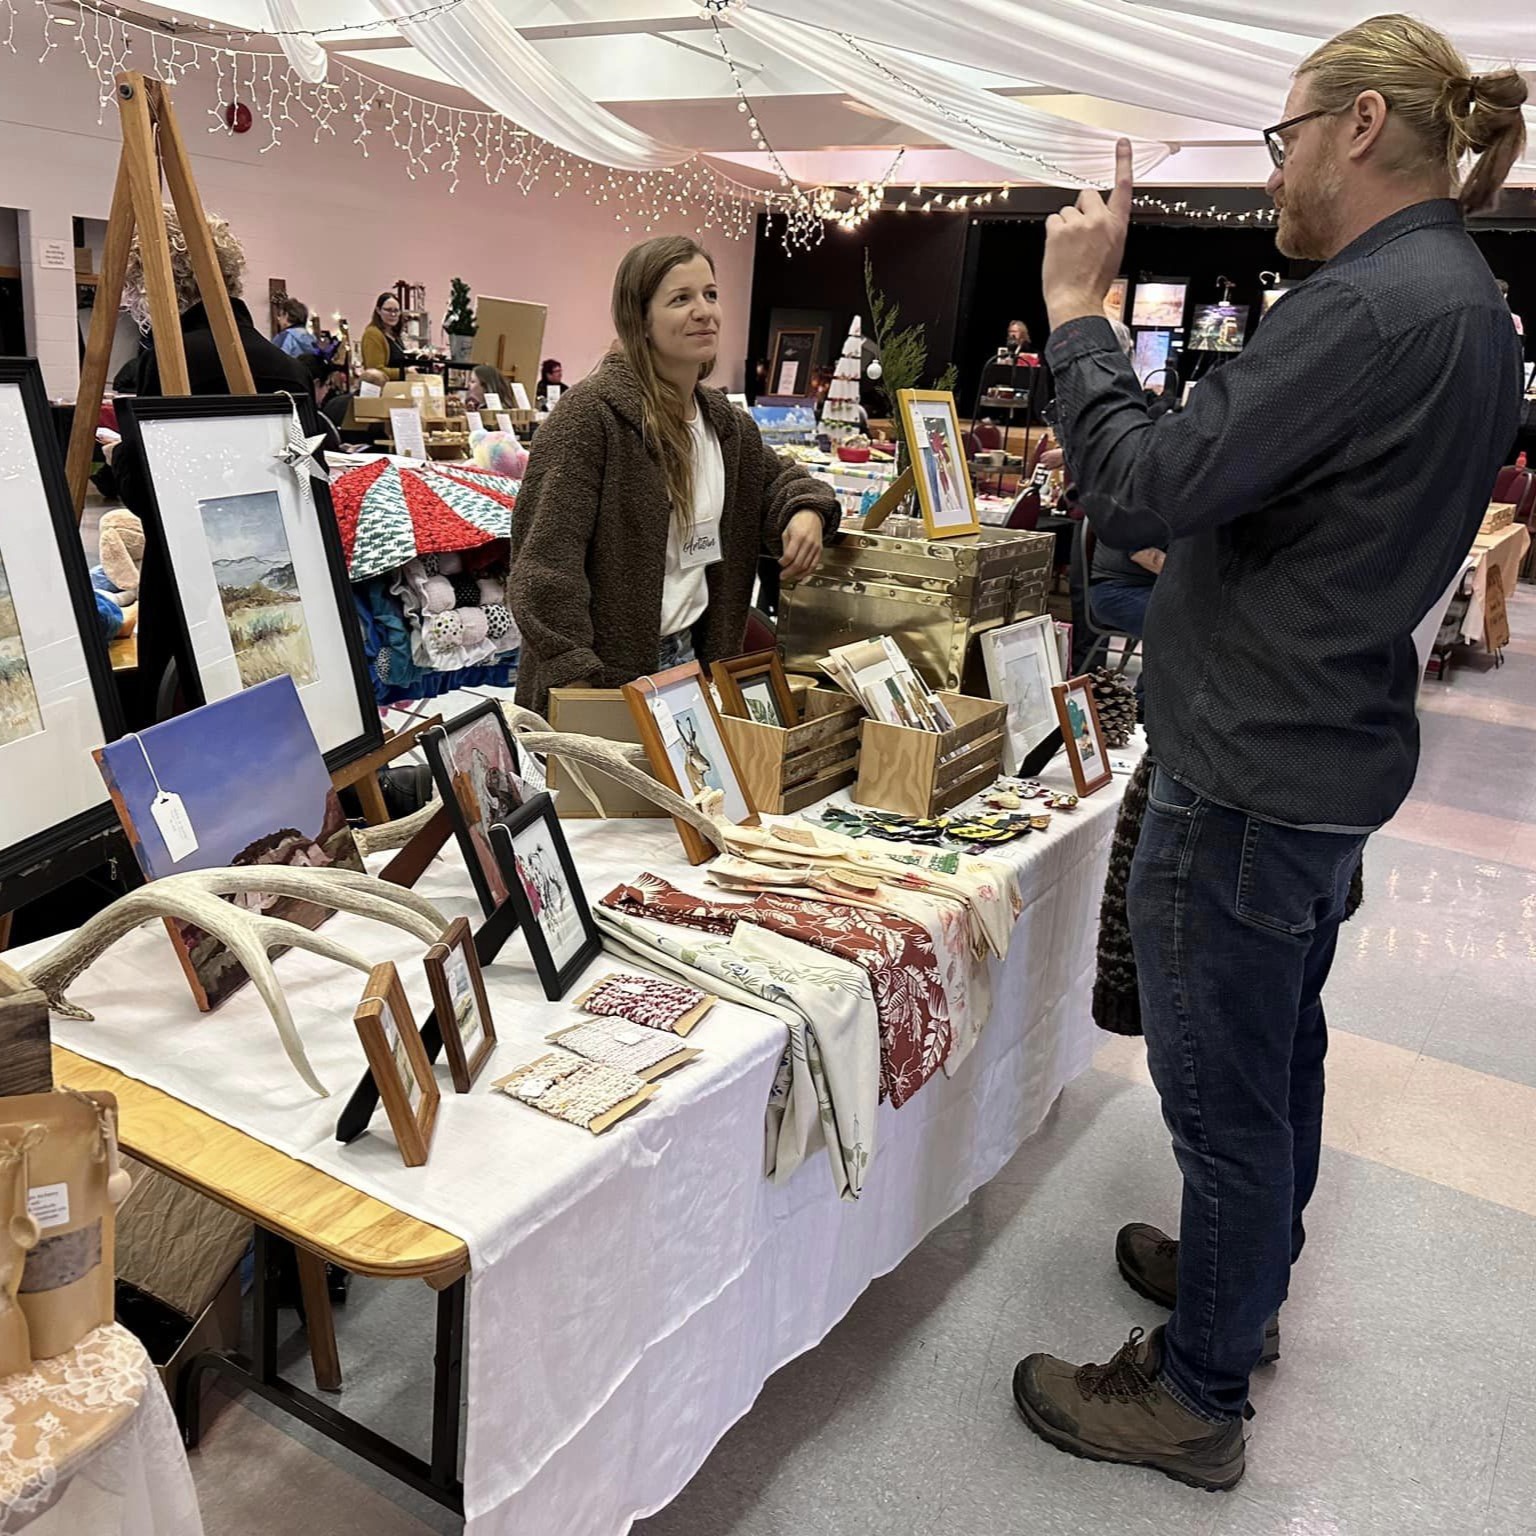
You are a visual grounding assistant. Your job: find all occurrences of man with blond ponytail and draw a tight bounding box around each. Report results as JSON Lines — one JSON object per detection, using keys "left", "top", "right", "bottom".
{"left": 1011, "top": 15, "right": 1526, "bottom": 1491}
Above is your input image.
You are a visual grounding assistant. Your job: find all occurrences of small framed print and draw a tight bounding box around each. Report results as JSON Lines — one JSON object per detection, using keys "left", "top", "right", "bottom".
{"left": 490, "top": 793, "right": 604, "bottom": 1000}
{"left": 425, "top": 916, "right": 497, "bottom": 1092}
{"left": 711, "top": 649, "right": 798, "bottom": 729}
{"left": 897, "top": 389, "right": 981, "bottom": 540}
{"left": 1052, "top": 676, "right": 1114, "bottom": 797}
{"left": 982, "top": 615, "right": 1065, "bottom": 773}
{"left": 353, "top": 962, "right": 439, "bottom": 1166}
{"left": 423, "top": 700, "right": 525, "bottom": 918}
{"left": 622, "top": 661, "right": 759, "bottom": 865}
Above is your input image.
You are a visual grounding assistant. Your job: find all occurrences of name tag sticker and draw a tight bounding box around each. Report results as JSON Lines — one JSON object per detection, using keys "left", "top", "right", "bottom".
{"left": 680, "top": 518, "right": 721, "bottom": 570}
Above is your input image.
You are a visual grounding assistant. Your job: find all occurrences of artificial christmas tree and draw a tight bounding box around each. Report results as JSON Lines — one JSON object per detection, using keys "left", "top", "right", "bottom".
{"left": 822, "top": 316, "right": 865, "bottom": 442}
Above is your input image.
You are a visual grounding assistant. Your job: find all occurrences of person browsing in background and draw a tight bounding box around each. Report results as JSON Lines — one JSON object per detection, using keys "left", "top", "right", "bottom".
{"left": 509, "top": 235, "right": 838, "bottom": 717}
{"left": 466, "top": 364, "right": 514, "bottom": 413}
{"left": 537, "top": 357, "right": 563, "bottom": 407}
{"left": 1496, "top": 279, "right": 1525, "bottom": 336}
{"left": 1005, "top": 318, "right": 1033, "bottom": 355}
{"left": 273, "top": 296, "right": 319, "bottom": 358}
{"left": 361, "top": 292, "right": 409, "bottom": 379}
{"left": 1012, "top": 15, "right": 1525, "bottom": 1492}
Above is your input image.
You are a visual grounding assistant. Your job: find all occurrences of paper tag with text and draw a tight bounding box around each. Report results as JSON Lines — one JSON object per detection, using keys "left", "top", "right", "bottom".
{"left": 151, "top": 791, "right": 199, "bottom": 862}
{"left": 28, "top": 1183, "right": 70, "bottom": 1230}
{"left": 649, "top": 696, "right": 682, "bottom": 747}
{"left": 679, "top": 518, "right": 722, "bottom": 570}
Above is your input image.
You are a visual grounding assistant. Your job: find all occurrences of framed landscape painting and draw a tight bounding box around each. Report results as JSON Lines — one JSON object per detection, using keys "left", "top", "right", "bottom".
{"left": 115, "top": 394, "right": 381, "bottom": 771}
{"left": 0, "top": 358, "right": 126, "bottom": 898}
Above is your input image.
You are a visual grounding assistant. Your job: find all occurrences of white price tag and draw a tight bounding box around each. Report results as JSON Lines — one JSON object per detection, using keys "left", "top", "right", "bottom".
{"left": 546, "top": 384, "right": 562, "bottom": 407}
{"left": 495, "top": 412, "right": 514, "bottom": 435}
{"left": 410, "top": 383, "right": 426, "bottom": 401}
{"left": 390, "top": 407, "right": 428, "bottom": 460}
{"left": 358, "top": 381, "right": 383, "bottom": 398}
{"left": 150, "top": 791, "right": 199, "bottom": 862}
{"left": 612, "top": 1026, "right": 647, "bottom": 1046}
{"left": 649, "top": 695, "right": 681, "bottom": 747}
{"left": 511, "top": 382, "right": 531, "bottom": 411}
{"left": 28, "top": 1182, "right": 70, "bottom": 1230}
{"left": 679, "top": 518, "right": 722, "bottom": 571}
{"left": 483, "top": 392, "right": 503, "bottom": 411}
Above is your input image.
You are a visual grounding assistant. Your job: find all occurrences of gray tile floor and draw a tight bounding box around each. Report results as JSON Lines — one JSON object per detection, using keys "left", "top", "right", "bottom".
{"left": 187, "top": 590, "right": 1536, "bottom": 1534}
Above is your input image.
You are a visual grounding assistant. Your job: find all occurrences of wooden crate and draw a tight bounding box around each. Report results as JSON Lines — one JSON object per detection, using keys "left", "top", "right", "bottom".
{"left": 719, "top": 688, "right": 864, "bottom": 814}
{"left": 853, "top": 691, "right": 1006, "bottom": 819}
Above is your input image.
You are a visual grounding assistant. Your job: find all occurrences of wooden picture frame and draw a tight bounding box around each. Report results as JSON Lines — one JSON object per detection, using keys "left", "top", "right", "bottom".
{"left": 114, "top": 394, "right": 383, "bottom": 773}
{"left": 425, "top": 915, "right": 497, "bottom": 1092}
{"left": 896, "top": 389, "right": 981, "bottom": 540}
{"left": 352, "top": 961, "right": 439, "bottom": 1166}
{"left": 0, "top": 358, "right": 128, "bottom": 903}
{"left": 711, "top": 649, "right": 798, "bottom": 730}
{"left": 422, "top": 699, "right": 524, "bottom": 917}
{"left": 622, "top": 661, "right": 759, "bottom": 865}
{"left": 489, "top": 794, "right": 603, "bottom": 1001}
{"left": 768, "top": 326, "right": 820, "bottom": 398}
{"left": 1051, "top": 676, "right": 1114, "bottom": 797}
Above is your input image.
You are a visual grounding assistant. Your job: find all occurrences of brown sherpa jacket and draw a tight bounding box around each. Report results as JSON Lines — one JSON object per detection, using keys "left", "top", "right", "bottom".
{"left": 509, "top": 354, "right": 839, "bottom": 716}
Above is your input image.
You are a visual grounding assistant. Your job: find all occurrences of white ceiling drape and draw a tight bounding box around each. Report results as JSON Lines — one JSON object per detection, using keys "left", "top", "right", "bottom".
{"left": 1126, "top": 0, "right": 1535, "bottom": 65}
{"left": 724, "top": 7, "right": 1174, "bottom": 185}
{"left": 366, "top": 0, "right": 690, "bottom": 169}
{"left": 263, "top": 0, "right": 328, "bottom": 84}
{"left": 742, "top": 0, "right": 1304, "bottom": 130}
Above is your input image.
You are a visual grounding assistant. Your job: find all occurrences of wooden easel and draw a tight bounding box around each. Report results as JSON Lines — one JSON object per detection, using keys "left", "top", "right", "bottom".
{"left": 66, "top": 72, "right": 255, "bottom": 517}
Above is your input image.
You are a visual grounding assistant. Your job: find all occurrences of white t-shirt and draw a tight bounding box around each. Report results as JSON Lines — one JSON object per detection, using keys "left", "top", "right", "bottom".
{"left": 658, "top": 409, "right": 726, "bottom": 638}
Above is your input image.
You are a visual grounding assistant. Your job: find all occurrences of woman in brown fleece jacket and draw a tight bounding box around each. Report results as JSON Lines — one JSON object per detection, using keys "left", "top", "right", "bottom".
{"left": 510, "top": 236, "right": 838, "bottom": 717}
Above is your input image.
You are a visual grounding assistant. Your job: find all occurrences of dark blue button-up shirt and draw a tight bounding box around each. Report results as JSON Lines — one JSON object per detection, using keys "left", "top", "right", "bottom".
{"left": 1046, "top": 199, "right": 1523, "bottom": 829}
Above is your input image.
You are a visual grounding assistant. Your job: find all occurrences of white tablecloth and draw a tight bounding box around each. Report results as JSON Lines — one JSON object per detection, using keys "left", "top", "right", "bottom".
{"left": 2, "top": 1324, "right": 203, "bottom": 1536}
{"left": 18, "top": 746, "right": 1131, "bottom": 1534}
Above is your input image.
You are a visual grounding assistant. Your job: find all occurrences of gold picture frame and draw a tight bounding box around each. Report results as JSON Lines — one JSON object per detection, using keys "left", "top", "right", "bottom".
{"left": 353, "top": 962, "right": 440, "bottom": 1166}
{"left": 896, "top": 389, "right": 981, "bottom": 540}
{"left": 424, "top": 916, "right": 497, "bottom": 1092}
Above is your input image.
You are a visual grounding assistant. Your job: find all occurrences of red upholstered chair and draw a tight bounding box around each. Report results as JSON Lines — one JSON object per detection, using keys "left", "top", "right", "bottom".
{"left": 742, "top": 607, "right": 777, "bottom": 655}
{"left": 1493, "top": 465, "right": 1536, "bottom": 526}
{"left": 972, "top": 422, "right": 1004, "bottom": 452}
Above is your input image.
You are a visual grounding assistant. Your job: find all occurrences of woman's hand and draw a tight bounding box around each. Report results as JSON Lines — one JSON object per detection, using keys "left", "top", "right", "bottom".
{"left": 779, "top": 510, "right": 825, "bottom": 582}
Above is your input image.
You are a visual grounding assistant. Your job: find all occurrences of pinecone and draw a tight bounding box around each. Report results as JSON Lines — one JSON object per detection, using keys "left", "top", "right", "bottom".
{"left": 1089, "top": 669, "right": 1137, "bottom": 748}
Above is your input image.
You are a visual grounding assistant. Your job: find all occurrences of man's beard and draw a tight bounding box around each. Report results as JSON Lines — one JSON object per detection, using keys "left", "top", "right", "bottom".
{"left": 1275, "top": 142, "right": 1343, "bottom": 261}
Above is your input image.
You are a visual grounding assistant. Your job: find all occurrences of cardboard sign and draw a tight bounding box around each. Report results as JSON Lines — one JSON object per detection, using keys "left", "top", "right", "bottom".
{"left": 390, "top": 407, "right": 428, "bottom": 460}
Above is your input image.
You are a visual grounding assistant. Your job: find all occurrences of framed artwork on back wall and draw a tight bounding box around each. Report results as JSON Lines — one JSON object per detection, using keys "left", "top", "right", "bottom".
{"left": 0, "top": 357, "right": 127, "bottom": 899}
{"left": 115, "top": 394, "right": 383, "bottom": 773}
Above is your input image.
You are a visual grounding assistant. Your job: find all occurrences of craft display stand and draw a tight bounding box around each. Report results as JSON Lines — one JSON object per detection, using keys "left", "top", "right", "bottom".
{"left": 854, "top": 691, "right": 1007, "bottom": 818}
{"left": 66, "top": 72, "right": 256, "bottom": 515}
{"left": 718, "top": 689, "right": 864, "bottom": 814}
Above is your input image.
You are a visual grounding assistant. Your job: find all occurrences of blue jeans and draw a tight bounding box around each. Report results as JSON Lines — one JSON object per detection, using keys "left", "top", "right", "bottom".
{"left": 1088, "top": 579, "right": 1153, "bottom": 639}
{"left": 656, "top": 630, "right": 697, "bottom": 671}
{"left": 1128, "top": 766, "right": 1366, "bottom": 1422}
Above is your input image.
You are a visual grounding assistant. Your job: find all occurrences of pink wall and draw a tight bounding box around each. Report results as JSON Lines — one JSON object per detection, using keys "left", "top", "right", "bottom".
{"left": 0, "top": 48, "right": 755, "bottom": 398}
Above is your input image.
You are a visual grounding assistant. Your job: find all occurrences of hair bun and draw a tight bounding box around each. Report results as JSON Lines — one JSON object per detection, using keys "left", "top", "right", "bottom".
{"left": 1470, "top": 69, "right": 1530, "bottom": 115}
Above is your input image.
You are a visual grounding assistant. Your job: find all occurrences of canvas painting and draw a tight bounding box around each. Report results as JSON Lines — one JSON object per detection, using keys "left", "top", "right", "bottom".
{"left": 0, "top": 550, "right": 43, "bottom": 747}
{"left": 512, "top": 816, "right": 586, "bottom": 971}
{"left": 199, "top": 491, "right": 317, "bottom": 689}
{"left": 94, "top": 675, "right": 363, "bottom": 1011}
{"left": 425, "top": 702, "right": 524, "bottom": 914}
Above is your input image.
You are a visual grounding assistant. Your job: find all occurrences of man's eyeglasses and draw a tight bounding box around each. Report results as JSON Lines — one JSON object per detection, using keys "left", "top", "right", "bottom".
{"left": 1262, "top": 109, "right": 1328, "bottom": 169}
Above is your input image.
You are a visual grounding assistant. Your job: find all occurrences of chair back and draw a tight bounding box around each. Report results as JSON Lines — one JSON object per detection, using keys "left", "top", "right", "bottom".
{"left": 741, "top": 607, "right": 777, "bottom": 655}
{"left": 1492, "top": 465, "right": 1536, "bottom": 525}
{"left": 1006, "top": 488, "right": 1041, "bottom": 530}
{"left": 973, "top": 422, "right": 1003, "bottom": 452}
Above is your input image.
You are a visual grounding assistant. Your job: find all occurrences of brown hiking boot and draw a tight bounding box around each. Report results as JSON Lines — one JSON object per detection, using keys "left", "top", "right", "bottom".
{"left": 1115, "top": 1223, "right": 1281, "bottom": 1367}
{"left": 1012, "top": 1326, "right": 1245, "bottom": 1492}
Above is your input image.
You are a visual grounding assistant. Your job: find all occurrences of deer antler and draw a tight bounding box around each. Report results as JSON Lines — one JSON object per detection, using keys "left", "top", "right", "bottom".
{"left": 23, "top": 868, "right": 449, "bottom": 1098}
{"left": 503, "top": 704, "right": 729, "bottom": 855}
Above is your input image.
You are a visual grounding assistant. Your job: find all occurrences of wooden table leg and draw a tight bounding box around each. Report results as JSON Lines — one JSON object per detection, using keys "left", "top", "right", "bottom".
{"left": 295, "top": 1247, "right": 343, "bottom": 1393}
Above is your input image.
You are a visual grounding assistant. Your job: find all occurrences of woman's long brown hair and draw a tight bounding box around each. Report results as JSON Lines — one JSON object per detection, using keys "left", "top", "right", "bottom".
{"left": 610, "top": 235, "right": 716, "bottom": 530}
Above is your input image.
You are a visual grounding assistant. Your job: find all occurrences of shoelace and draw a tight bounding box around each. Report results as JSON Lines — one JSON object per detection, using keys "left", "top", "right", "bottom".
{"left": 1075, "top": 1327, "right": 1159, "bottom": 1405}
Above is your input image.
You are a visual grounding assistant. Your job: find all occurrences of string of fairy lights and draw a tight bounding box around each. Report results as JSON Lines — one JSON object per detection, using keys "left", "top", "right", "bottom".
{"left": 2, "top": 0, "right": 1276, "bottom": 241}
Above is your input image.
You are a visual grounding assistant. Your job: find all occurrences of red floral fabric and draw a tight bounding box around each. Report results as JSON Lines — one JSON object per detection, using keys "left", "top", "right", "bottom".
{"left": 600, "top": 874, "right": 951, "bottom": 1106}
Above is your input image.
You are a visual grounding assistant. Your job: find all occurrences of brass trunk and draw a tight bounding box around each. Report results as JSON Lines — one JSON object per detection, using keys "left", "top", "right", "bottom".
{"left": 777, "top": 526, "right": 1056, "bottom": 691}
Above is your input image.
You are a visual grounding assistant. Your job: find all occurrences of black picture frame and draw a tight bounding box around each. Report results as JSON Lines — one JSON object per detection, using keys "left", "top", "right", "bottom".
{"left": 0, "top": 356, "right": 128, "bottom": 904}
{"left": 489, "top": 793, "right": 603, "bottom": 1001}
{"left": 113, "top": 393, "right": 383, "bottom": 774}
{"left": 421, "top": 699, "right": 524, "bottom": 919}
